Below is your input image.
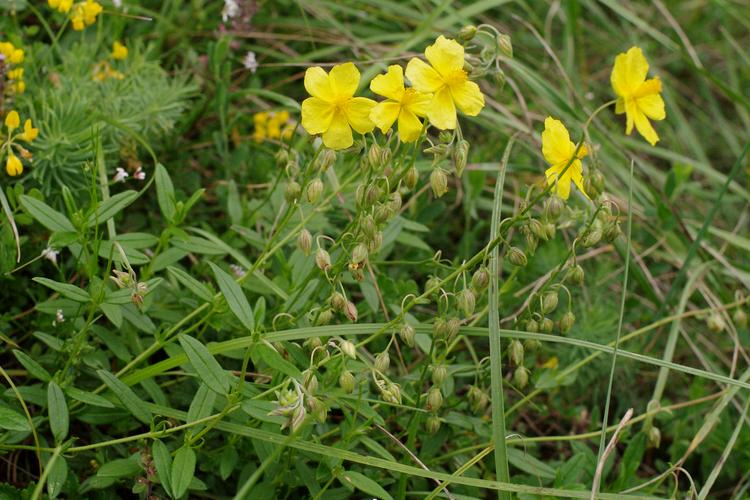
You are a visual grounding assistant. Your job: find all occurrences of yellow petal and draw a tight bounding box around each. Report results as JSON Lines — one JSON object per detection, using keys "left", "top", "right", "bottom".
{"left": 450, "top": 80, "right": 484, "bottom": 116}
{"left": 570, "top": 160, "right": 589, "bottom": 199}
{"left": 322, "top": 112, "right": 353, "bottom": 150}
{"left": 637, "top": 93, "right": 665, "bottom": 121}
{"left": 370, "top": 101, "right": 401, "bottom": 134}
{"left": 403, "top": 90, "right": 432, "bottom": 117}
{"left": 541, "top": 117, "right": 573, "bottom": 166}
{"left": 427, "top": 87, "right": 456, "bottom": 130}
{"left": 22, "top": 119, "right": 38, "bottom": 142}
{"left": 633, "top": 77, "right": 662, "bottom": 98}
{"left": 615, "top": 97, "right": 625, "bottom": 114}
{"left": 397, "top": 109, "right": 424, "bottom": 142}
{"left": 611, "top": 46, "right": 648, "bottom": 97}
{"left": 6, "top": 154, "right": 23, "bottom": 177}
{"left": 301, "top": 97, "right": 334, "bottom": 135}
{"left": 370, "top": 65, "right": 405, "bottom": 101}
{"left": 405, "top": 57, "right": 443, "bottom": 93}
{"left": 345, "top": 97, "right": 375, "bottom": 134}
{"left": 425, "top": 35, "right": 463, "bottom": 77}
{"left": 329, "top": 62, "right": 360, "bottom": 99}
{"left": 545, "top": 164, "right": 571, "bottom": 200}
{"left": 5, "top": 110, "right": 20, "bottom": 131}
{"left": 633, "top": 108, "right": 659, "bottom": 146}
{"left": 304, "top": 66, "right": 333, "bottom": 100}
{"left": 625, "top": 99, "right": 637, "bottom": 135}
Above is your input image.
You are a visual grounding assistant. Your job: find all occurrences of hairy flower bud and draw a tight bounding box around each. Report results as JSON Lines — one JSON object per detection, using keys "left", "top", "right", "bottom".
{"left": 308, "top": 396, "right": 327, "bottom": 423}
{"left": 367, "top": 231, "right": 383, "bottom": 254}
{"left": 368, "top": 143, "right": 382, "bottom": 169}
{"left": 339, "top": 370, "right": 356, "bottom": 393}
{"left": 559, "top": 311, "right": 575, "bottom": 333}
{"left": 468, "top": 385, "right": 489, "bottom": 414}
{"left": 304, "top": 336, "right": 323, "bottom": 351}
{"left": 446, "top": 317, "right": 461, "bottom": 342}
{"left": 542, "top": 291, "right": 559, "bottom": 314}
{"left": 314, "top": 309, "right": 333, "bottom": 326}
{"left": 513, "top": 366, "right": 529, "bottom": 388}
{"left": 427, "top": 387, "right": 443, "bottom": 412}
{"left": 317, "top": 149, "right": 336, "bottom": 171}
{"left": 285, "top": 181, "right": 301, "bottom": 203}
{"left": 458, "top": 24, "right": 477, "bottom": 41}
{"left": 603, "top": 222, "right": 621, "bottom": 243}
{"left": 525, "top": 318, "right": 539, "bottom": 333}
{"left": 544, "top": 195, "right": 565, "bottom": 221}
{"left": 399, "top": 324, "right": 416, "bottom": 347}
{"left": 733, "top": 308, "right": 747, "bottom": 328}
{"left": 472, "top": 266, "right": 490, "bottom": 291}
{"left": 707, "top": 312, "right": 725, "bottom": 333}
{"left": 374, "top": 351, "right": 390, "bottom": 373}
{"left": 528, "top": 219, "right": 546, "bottom": 241}
{"left": 425, "top": 276, "right": 441, "bottom": 296}
{"left": 431, "top": 364, "right": 448, "bottom": 386}
{"left": 648, "top": 426, "right": 661, "bottom": 449}
{"left": 497, "top": 33, "right": 513, "bottom": 58}
{"left": 404, "top": 166, "right": 419, "bottom": 190}
{"left": 275, "top": 149, "right": 289, "bottom": 167}
{"left": 345, "top": 301, "right": 358, "bottom": 322}
{"left": 315, "top": 248, "right": 331, "bottom": 271}
{"left": 566, "top": 264, "right": 585, "bottom": 286}
{"left": 508, "top": 246, "right": 527, "bottom": 267}
{"left": 297, "top": 229, "right": 312, "bottom": 255}
{"left": 331, "top": 292, "right": 347, "bottom": 312}
{"left": 430, "top": 168, "right": 448, "bottom": 198}
{"left": 524, "top": 339, "right": 541, "bottom": 351}
{"left": 388, "top": 192, "right": 402, "bottom": 213}
{"left": 425, "top": 415, "right": 441, "bottom": 434}
{"left": 457, "top": 288, "right": 476, "bottom": 317}
{"left": 366, "top": 184, "right": 382, "bottom": 206}
{"left": 509, "top": 339, "right": 524, "bottom": 366}
{"left": 582, "top": 228, "right": 602, "bottom": 247}
{"left": 361, "top": 215, "right": 377, "bottom": 238}
{"left": 306, "top": 178, "right": 324, "bottom": 203}
{"left": 340, "top": 340, "right": 357, "bottom": 359}
{"left": 302, "top": 369, "right": 318, "bottom": 395}
{"left": 433, "top": 317, "right": 448, "bottom": 340}
{"left": 351, "top": 243, "right": 368, "bottom": 265}
{"left": 541, "top": 317, "right": 554, "bottom": 334}
{"left": 452, "top": 140, "right": 469, "bottom": 177}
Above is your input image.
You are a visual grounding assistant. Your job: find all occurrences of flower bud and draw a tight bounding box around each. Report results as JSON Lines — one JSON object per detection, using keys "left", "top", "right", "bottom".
{"left": 425, "top": 415, "right": 441, "bottom": 434}
{"left": 544, "top": 195, "right": 564, "bottom": 220}
{"left": 603, "top": 222, "right": 621, "bottom": 243}
{"left": 457, "top": 288, "right": 476, "bottom": 317}
{"left": 351, "top": 243, "right": 368, "bottom": 265}
{"left": 297, "top": 229, "right": 312, "bottom": 255}
{"left": 431, "top": 364, "right": 448, "bottom": 386}
{"left": 374, "top": 351, "right": 390, "bottom": 373}
{"left": 345, "top": 301, "right": 358, "bottom": 322}
{"left": 647, "top": 426, "right": 661, "bottom": 449}
{"left": 566, "top": 264, "right": 585, "bottom": 286}
{"left": 446, "top": 317, "right": 461, "bottom": 342}
{"left": 367, "top": 232, "right": 383, "bottom": 254}
{"left": 388, "top": 192, "right": 402, "bottom": 213}
{"left": 366, "top": 184, "right": 382, "bottom": 206}
{"left": 349, "top": 265, "right": 365, "bottom": 282}
{"left": 331, "top": 292, "right": 347, "bottom": 312}
{"left": 339, "top": 370, "right": 356, "bottom": 393}
{"left": 314, "top": 309, "right": 333, "bottom": 326}
{"left": 733, "top": 308, "right": 747, "bottom": 328}
{"left": 315, "top": 248, "right": 331, "bottom": 271}
{"left": 524, "top": 339, "right": 541, "bottom": 351}
{"left": 340, "top": 340, "right": 357, "bottom": 359}
{"left": 425, "top": 276, "right": 441, "bottom": 296}
{"left": 513, "top": 366, "right": 529, "bottom": 389}
{"left": 380, "top": 147, "right": 392, "bottom": 166}
{"left": 427, "top": 387, "right": 443, "bottom": 412}
{"left": 525, "top": 233, "right": 538, "bottom": 255}
{"left": 582, "top": 228, "right": 602, "bottom": 247}
{"left": 543, "top": 223, "right": 555, "bottom": 240}
{"left": 458, "top": 25, "right": 477, "bottom": 41}
{"left": 368, "top": 143, "right": 382, "bottom": 169}
{"left": 285, "top": 181, "right": 301, "bottom": 203}
{"left": 542, "top": 291, "right": 558, "bottom": 314}
{"left": 472, "top": 266, "right": 490, "bottom": 291}
{"left": 361, "top": 215, "right": 377, "bottom": 238}
{"left": 430, "top": 168, "right": 448, "bottom": 198}
{"left": 404, "top": 166, "right": 419, "bottom": 190}
{"left": 528, "top": 219, "right": 546, "bottom": 241}
{"left": 509, "top": 339, "right": 524, "bottom": 366}
{"left": 308, "top": 396, "right": 327, "bottom": 423}
{"left": 306, "top": 178, "right": 324, "bottom": 203}
{"left": 304, "top": 336, "right": 323, "bottom": 351}
{"left": 399, "top": 324, "right": 416, "bottom": 347}
{"left": 525, "top": 318, "right": 539, "bottom": 333}
{"left": 497, "top": 33, "right": 513, "bottom": 58}
{"left": 508, "top": 246, "right": 527, "bottom": 267}
{"left": 491, "top": 68, "right": 506, "bottom": 88}
{"left": 317, "top": 149, "right": 336, "bottom": 171}
{"left": 540, "top": 317, "right": 554, "bottom": 334}
{"left": 559, "top": 311, "right": 575, "bottom": 333}
{"left": 275, "top": 149, "right": 289, "bottom": 167}
{"left": 468, "top": 386, "right": 488, "bottom": 414}
{"left": 452, "top": 140, "right": 469, "bottom": 177}
{"left": 380, "top": 382, "right": 402, "bottom": 404}
{"left": 374, "top": 203, "right": 392, "bottom": 224}
{"left": 355, "top": 184, "right": 366, "bottom": 208}
{"left": 302, "top": 369, "right": 318, "bottom": 395}
{"left": 591, "top": 168, "right": 605, "bottom": 193}
{"left": 707, "top": 312, "right": 725, "bottom": 333}
{"left": 433, "top": 317, "right": 448, "bottom": 340}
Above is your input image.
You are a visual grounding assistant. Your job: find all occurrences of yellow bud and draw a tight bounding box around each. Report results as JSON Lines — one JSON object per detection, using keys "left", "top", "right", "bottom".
{"left": 6, "top": 154, "right": 23, "bottom": 176}
{"left": 5, "top": 111, "right": 20, "bottom": 132}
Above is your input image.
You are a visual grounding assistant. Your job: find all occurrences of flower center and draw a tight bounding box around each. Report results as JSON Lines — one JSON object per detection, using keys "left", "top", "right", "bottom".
{"left": 443, "top": 69, "right": 468, "bottom": 87}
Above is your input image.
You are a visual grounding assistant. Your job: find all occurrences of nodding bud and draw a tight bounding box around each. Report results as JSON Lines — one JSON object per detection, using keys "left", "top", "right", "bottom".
{"left": 604, "top": 222, "right": 621, "bottom": 243}
{"left": 733, "top": 308, "right": 747, "bottom": 328}
{"left": 525, "top": 233, "right": 538, "bottom": 255}
{"left": 707, "top": 313, "right": 725, "bottom": 333}
{"left": 542, "top": 291, "right": 559, "bottom": 314}
{"left": 368, "top": 143, "right": 382, "bottom": 169}
{"left": 431, "top": 364, "right": 448, "bottom": 385}
{"left": 497, "top": 33, "right": 513, "bottom": 58}
{"left": 458, "top": 24, "right": 477, "bottom": 41}
{"left": 302, "top": 369, "right": 318, "bottom": 395}
{"left": 315, "top": 248, "right": 331, "bottom": 271}
{"left": 425, "top": 415, "right": 441, "bottom": 434}
{"left": 317, "top": 149, "right": 336, "bottom": 171}
{"left": 356, "top": 184, "right": 366, "bottom": 208}
{"left": 433, "top": 317, "right": 448, "bottom": 340}
{"left": 361, "top": 215, "right": 377, "bottom": 238}
{"left": 304, "top": 336, "right": 323, "bottom": 351}
{"left": 524, "top": 339, "right": 541, "bottom": 351}
{"left": 452, "top": 140, "right": 469, "bottom": 177}
{"left": 472, "top": 266, "right": 490, "bottom": 291}
{"left": 582, "top": 228, "right": 602, "bottom": 247}
{"left": 457, "top": 288, "right": 476, "bottom": 317}
{"left": 285, "top": 181, "right": 301, "bottom": 203}
{"left": 374, "top": 203, "right": 392, "bottom": 224}
{"left": 374, "top": 351, "right": 390, "bottom": 373}
{"left": 340, "top": 340, "right": 357, "bottom": 359}
{"left": 314, "top": 309, "right": 333, "bottom": 326}
{"left": 446, "top": 317, "right": 461, "bottom": 342}
{"left": 545, "top": 195, "right": 565, "bottom": 220}
{"left": 275, "top": 149, "right": 289, "bottom": 167}
{"left": 308, "top": 396, "right": 327, "bottom": 423}
{"left": 367, "top": 232, "right": 383, "bottom": 254}
{"left": 492, "top": 68, "right": 506, "bottom": 88}
{"left": 425, "top": 276, "right": 441, "bottom": 296}
{"left": 648, "top": 426, "right": 661, "bottom": 448}
{"left": 509, "top": 339, "right": 524, "bottom": 366}
{"left": 380, "top": 382, "right": 401, "bottom": 404}
{"left": 540, "top": 317, "right": 554, "bottom": 333}
{"left": 566, "top": 264, "right": 585, "bottom": 286}
{"left": 366, "top": 184, "right": 382, "bottom": 206}
{"left": 513, "top": 366, "right": 529, "bottom": 389}
{"left": 345, "top": 301, "right": 358, "bottom": 322}
{"left": 339, "top": 370, "right": 356, "bottom": 393}
{"left": 380, "top": 147, "right": 391, "bottom": 166}
{"left": 331, "top": 292, "right": 347, "bottom": 312}
{"left": 388, "top": 192, "right": 402, "bottom": 213}
{"left": 559, "top": 311, "right": 575, "bottom": 333}
{"left": 306, "top": 178, "right": 324, "bottom": 203}
{"left": 405, "top": 166, "right": 419, "bottom": 190}
{"left": 297, "top": 229, "right": 312, "bottom": 255}
{"left": 427, "top": 387, "right": 443, "bottom": 412}
{"left": 430, "top": 168, "right": 449, "bottom": 198}
{"left": 591, "top": 168, "right": 604, "bottom": 193}
{"left": 351, "top": 243, "right": 368, "bottom": 264}
{"left": 525, "top": 319, "right": 539, "bottom": 333}
{"left": 399, "top": 324, "right": 416, "bottom": 347}
{"left": 508, "top": 246, "right": 527, "bottom": 267}
{"left": 468, "top": 385, "right": 489, "bottom": 414}
{"left": 526, "top": 219, "right": 543, "bottom": 241}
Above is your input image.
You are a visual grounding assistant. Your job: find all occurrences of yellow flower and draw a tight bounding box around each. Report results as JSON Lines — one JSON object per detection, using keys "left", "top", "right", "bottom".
{"left": 301, "top": 62, "right": 376, "bottom": 150}
{"left": 405, "top": 35, "right": 484, "bottom": 130}
{"left": 49, "top": 0, "right": 73, "bottom": 13}
{"left": 20, "top": 119, "right": 38, "bottom": 142}
{"left": 9, "top": 48, "right": 24, "bottom": 64}
{"left": 254, "top": 112, "right": 269, "bottom": 125}
{"left": 7, "top": 68, "right": 24, "bottom": 80}
{"left": 112, "top": 41, "right": 128, "bottom": 60}
{"left": 71, "top": 0, "right": 103, "bottom": 31}
{"left": 541, "top": 117, "right": 588, "bottom": 200}
{"left": 6, "top": 153, "right": 23, "bottom": 177}
{"left": 5, "top": 111, "right": 20, "bottom": 132}
{"left": 0, "top": 42, "right": 13, "bottom": 58}
{"left": 11, "top": 81, "right": 26, "bottom": 94}
{"left": 611, "top": 47, "right": 666, "bottom": 146}
{"left": 369, "top": 65, "right": 431, "bottom": 142}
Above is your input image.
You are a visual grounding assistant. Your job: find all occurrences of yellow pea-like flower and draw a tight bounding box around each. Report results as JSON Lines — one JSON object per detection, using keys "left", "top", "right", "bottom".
{"left": 541, "top": 117, "right": 588, "bottom": 200}
{"left": 10, "top": 48, "right": 24, "bottom": 64}
{"left": 112, "top": 41, "right": 128, "bottom": 60}
{"left": 301, "top": 62, "right": 376, "bottom": 150}
{"left": 405, "top": 35, "right": 484, "bottom": 130}
{"left": 6, "top": 153, "right": 23, "bottom": 177}
{"left": 71, "top": 0, "right": 103, "bottom": 31}
{"left": 21, "top": 119, "right": 39, "bottom": 142}
{"left": 5, "top": 111, "right": 20, "bottom": 132}
{"left": 49, "top": 0, "right": 73, "bottom": 13}
{"left": 369, "top": 65, "right": 432, "bottom": 143}
{"left": 611, "top": 47, "right": 666, "bottom": 146}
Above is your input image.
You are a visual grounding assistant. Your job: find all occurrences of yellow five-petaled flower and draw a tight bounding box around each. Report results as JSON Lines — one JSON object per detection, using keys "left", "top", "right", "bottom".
{"left": 301, "top": 62, "right": 375, "bottom": 150}
{"left": 541, "top": 117, "right": 588, "bottom": 200}
{"left": 611, "top": 47, "right": 666, "bottom": 146}
{"left": 369, "top": 65, "right": 431, "bottom": 143}
{"left": 405, "top": 35, "right": 484, "bottom": 130}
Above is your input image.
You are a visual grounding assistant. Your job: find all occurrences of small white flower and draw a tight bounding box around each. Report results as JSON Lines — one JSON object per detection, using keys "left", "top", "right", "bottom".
{"left": 41, "top": 247, "right": 59, "bottom": 265}
{"left": 230, "top": 264, "right": 246, "bottom": 278}
{"left": 243, "top": 51, "right": 258, "bottom": 73}
{"left": 113, "top": 0, "right": 122, "bottom": 7}
{"left": 113, "top": 167, "right": 129, "bottom": 183}
{"left": 134, "top": 167, "right": 146, "bottom": 180}
{"left": 54, "top": 309, "right": 65, "bottom": 325}
{"left": 222, "top": 0, "right": 240, "bottom": 22}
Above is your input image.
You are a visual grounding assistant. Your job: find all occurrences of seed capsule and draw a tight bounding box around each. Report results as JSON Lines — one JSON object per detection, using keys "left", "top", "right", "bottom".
{"left": 361, "top": 215, "right": 377, "bottom": 238}
{"left": 339, "top": 370, "right": 356, "bottom": 393}
{"left": 458, "top": 24, "right": 477, "bottom": 41}
{"left": 345, "top": 301, "right": 358, "bottom": 322}
{"left": 707, "top": 313, "right": 725, "bottom": 333}
{"left": 285, "top": 181, "right": 301, "bottom": 203}
{"left": 427, "top": 387, "right": 443, "bottom": 412}
{"left": 431, "top": 364, "right": 448, "bottom": 385}
{"left": 430, "top": 168, "right": 448, "bottom": 198}
{"left": 302, "top": 369, "right": 318, "bottom": 395}
{"left": 541, "top": 317, "right": 554, "bottom": 334}
{"left": 525, "top": 318, "right": 539, "bottom": 333}
{"left": 425, "top": 415, "right": 441, "bottom": 434}
{"left": 457, "top": 288, "right": 476, "bottom": 317}
{"left": 542, "top": 291, "right": 558, "bottom": 314}
{"left": 544, "top": 195, "right": 564, "bottom": 220}
{"left": 306, "top": 178, "right": 324, "bottom": 203}
{"left": 509, "top": 339, "right": 524, "bottom": 366}
{"left": 472, "top": 266, "right": 490, "bottom": 291}
{"left": 648, "top": 426, "right": 661, "bottom": 448}
{"left": 453, "top": 140, "right": 469, "bottom": 177}
{"left": 315, "top": 248, "right": 331, "bottom": 271}
{"left": 497, "top": 33, "right": 513, "bottom": 58}
{"left": 566, "top": 264, "right": 585, "bottom": 286}
{"left": 374, "top": 351, "right": 390, "bottom": 373}
{"left": 433, "top": 317, "right": 448, "bottom": 340}
{"left": 559, "top": 311, "right": 575, "bottom": 333}
{"left": 446, "top": 317, "right": 461, "bottom": 342}
{"left": 351, "top": 243, "right": 368, "bottom": 264}
{"left": 513, "top": 366, "right": 529, "bottom": 389}
{"left": 733, "top": 308, "right": 747, "bottom": 328}
{"left": 508, "top": 247, "right": 527, "bottom": 267}
{"left": 331, "top": 292, "right": 347, "bottom": 312}
{"left": 314, "top": 309, "right": 333, "bottom": 326}
{"left": 340, "top": 340, "right": 357, "bottom": 359}
{"left": 399, "top": 324, "right": 416, "bottom": 347}
{"left": 297, "top": 229, "right": 312, "bottom": 255}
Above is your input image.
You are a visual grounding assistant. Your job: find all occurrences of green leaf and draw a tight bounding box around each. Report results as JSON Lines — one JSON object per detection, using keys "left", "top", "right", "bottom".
{"left": 178, "top": 335, "right": 230, "bottom": 395}
{"left": 96, "top": 457, "right": 141, "bottom": 478}
{"left": 208, "top": 262, "right": 254, "bottom": 331}
{"left": 97, "top": 370, "right": 152, "bottom": 424}
{"left": 65, "top": 386, "right": 115, "bottom": 408}
{"left": 168, "top": 266, "right": 214, "bottom": 302}
{"left": 32, "top": 277, "right": 90, "bottom": 302}
{"left": 86, "top": 190, "right": 139, "bottom": 227}
{"left": 155, "top": 164, "right": 176, "bottom": 222}
{"left": 19, "top": 195, "right": 75, "bottom": 232}
{"left": 12, "top": 350, "right": 51, "bottom": 382}
{"left": 173, "top": 236, "right": 227, "bottom": 255}
{"left": 0, "top": 407, "right": 30, "bottom": 431}
{"left": 253, "top": 343, "right": 301, "bottom": 380}
{"left": 187, "top": 383, "right": 217, "bottom": 424}
{"left": 47, "top": 456, "right": 68, "bottom": 499}
{"left": 47, "top": 382, "right": 69, "bottom": 443}
{"left": 151, "top": 440, "right": 173, "bottom": 497}
{"left": 507, "top": 448, "right": 556, "bottom": 479}
{"left": 171, "top": 446, "right": 196, "bottom": 499}
{"left": 340, "top": 470, "right": 394, "bottom": 500}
